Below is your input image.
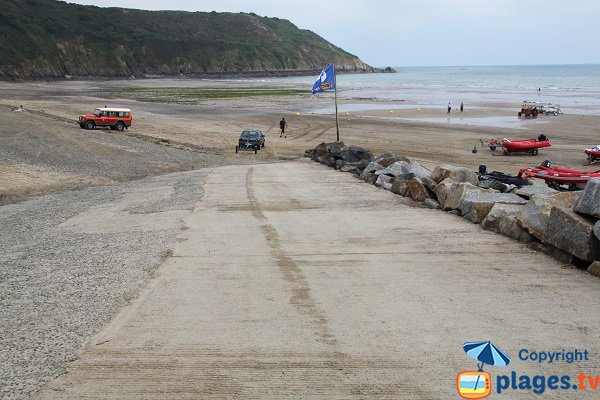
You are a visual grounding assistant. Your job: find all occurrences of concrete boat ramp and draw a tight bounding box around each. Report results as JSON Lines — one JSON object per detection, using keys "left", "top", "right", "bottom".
{"left": 21, "top": 160, "right": 600, "bottom": 399}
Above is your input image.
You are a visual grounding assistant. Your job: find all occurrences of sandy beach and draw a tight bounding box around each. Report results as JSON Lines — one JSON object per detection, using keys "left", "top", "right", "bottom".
{"left": 2, "top": 77, "right": 600, "bottom": 204}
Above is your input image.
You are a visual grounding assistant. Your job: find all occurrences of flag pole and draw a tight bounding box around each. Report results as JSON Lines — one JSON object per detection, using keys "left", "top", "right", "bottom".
{"left": 333, "top": 63, "right": 340, "bottom": 142}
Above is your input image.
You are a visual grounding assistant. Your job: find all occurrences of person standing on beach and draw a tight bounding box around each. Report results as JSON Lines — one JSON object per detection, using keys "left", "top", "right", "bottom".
{"left": 447, "top": 103, "right": 451, "bottom": 114}
{"left": 279, "top": 117, "right": 287, "bottom": 138}
{"left": 460, "top": 102, "right": 464, "bottom": 112}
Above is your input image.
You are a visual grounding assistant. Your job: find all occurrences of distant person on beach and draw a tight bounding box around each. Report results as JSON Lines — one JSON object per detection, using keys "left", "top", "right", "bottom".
{"left": 460, "top": 102, "right": 464, "bottom": 112}
{"left": 538, "top": 88, "right": 541, "bottom": 95}
{"left": 447, "top": 103, "right": 451, "bottom": 114}
{"left": 279, "top": 117, "right": 287, "bottom": 138}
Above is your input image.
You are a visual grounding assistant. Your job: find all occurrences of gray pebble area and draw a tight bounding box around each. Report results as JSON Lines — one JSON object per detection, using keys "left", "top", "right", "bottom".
{"left": 0, "top": 108, "right": 216, "bottom": 179}
{"left": 0, "top": 169, "right": 210, "bottom": 399}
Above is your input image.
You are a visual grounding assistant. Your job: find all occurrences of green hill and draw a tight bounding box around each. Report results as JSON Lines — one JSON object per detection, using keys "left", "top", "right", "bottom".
{"left": 0, "top": 0, "right": 376, "bottom": 79}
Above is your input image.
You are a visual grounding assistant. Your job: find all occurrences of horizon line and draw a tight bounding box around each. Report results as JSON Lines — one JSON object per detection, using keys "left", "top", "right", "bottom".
{"left": 377, "top": 63, "right": 600, "bottom": 69}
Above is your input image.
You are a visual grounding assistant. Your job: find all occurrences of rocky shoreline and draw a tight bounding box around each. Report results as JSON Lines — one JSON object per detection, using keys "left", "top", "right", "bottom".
{"left": 307, "top": 142, "right": 600, "bottom": 277}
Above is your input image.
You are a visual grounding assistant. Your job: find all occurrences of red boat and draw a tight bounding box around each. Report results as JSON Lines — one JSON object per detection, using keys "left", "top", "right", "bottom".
{"left": 518, "top": 161, "right": 600, "bottom": 189}
{"left": 584, "top": 146, "right": 600, "bottom": 163}
{"left": 489, "top": 134, "right": 551, "bottom": 156}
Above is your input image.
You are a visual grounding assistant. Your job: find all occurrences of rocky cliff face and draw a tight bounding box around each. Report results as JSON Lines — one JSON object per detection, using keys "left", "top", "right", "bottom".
{"left": 0, "top": 0, "right": 374, "bottom": 79}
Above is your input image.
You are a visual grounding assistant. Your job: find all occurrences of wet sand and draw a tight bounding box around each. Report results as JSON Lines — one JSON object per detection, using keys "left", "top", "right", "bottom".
{"left": 2, "top": 78, "right": 600, "bottom": 203}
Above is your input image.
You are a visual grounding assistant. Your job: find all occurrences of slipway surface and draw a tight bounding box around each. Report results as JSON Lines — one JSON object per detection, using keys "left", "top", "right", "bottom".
{"left": 35, "top": 160, "right": 600, "bottom": 399}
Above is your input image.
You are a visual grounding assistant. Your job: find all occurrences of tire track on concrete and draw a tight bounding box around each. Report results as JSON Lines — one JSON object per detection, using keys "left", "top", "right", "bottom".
{"left": 245, "top": 167, "right": 336, "bottom": 346}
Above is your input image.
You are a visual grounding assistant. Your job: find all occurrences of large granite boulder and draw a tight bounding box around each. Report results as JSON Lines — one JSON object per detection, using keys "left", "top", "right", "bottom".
{"left": 391, "top": 179, "right": 411, "bottom": 196}
{"left": 374, "top": 152, "right": 410, "bottom": 167}
{"left": 409, "top": 177, "right": 430, "bottom": 202}
{"left": 376, "top": 161, "right": 431, "bottom": 180}
{"left": 309, "top": 142, "right": 372, "bottom": 168}
{"left": 409, "top": 162, "right": 432, "bottom": 180}
{"left": 482, "top": 203, "right": 531, "bottom": 242}
{"left": 334, "top": 159, "right": 346, "bottom": 170}
{"left": 356, "top": 158, "right": 371, "bottom": 172}
{"left": 442, "top": 182, "right": 492, "bottom": 211}
{"left": 375, "top": 174, "right": 393, "bottom": 191}
{"left": 394, "top": 172, "right": 417, "bottom": 182}
{"left": 421, "top": 176, "right": 438, "bottom": 193}
{"left": 309, "top": 142, "right": 344, "bottom": 166}
{"left": 375, "top": 161, "right": 409, "bottom": 177}
{"left": 341, "top": 145, "right": 373, "bottom": 164}
{"left": 325, "top": 141, "right": 348, "bottom": 159}
{"left": 544, "top": 206, "right": 600, "bottom": 262}
{"left": 459, "top": 192, "right": 528, "bottom": 224}
{"left": 365, "top": 174, "right": 379, "bottom": 185}
{"left": 359, "top": 161, "right": 384, "bottom": 181}
{"left": 434, "top": 178, "right": 455, "bottom": 209}
{"left": 424, "top": 198, "right": 441, "bottom": 209}
{"left": 431, "top": 164, "right": 478, "bottom": 184}
{"left": 516, "top": 192, "right": 581, "bottom": 240}
{"left": 595, "top": 221, "right": 600, "bottom": 241}
{"left": 308, "top": 141, "right": 330, "bottom": 161}
{"left": 513, "top": 185, "right": 558, "bottom": 200}
{"left": 321, "top": 153, "right": 336, "bottom": 168}
{"left": 340, "top": 163, "right": 360, "bottom": 174}
{"left": 573, "top": 179, "right": 600, "bottom": 218}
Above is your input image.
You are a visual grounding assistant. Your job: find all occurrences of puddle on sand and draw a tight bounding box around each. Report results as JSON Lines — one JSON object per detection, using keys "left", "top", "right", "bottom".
{"left": 308, "top": 103, "right": 419, "bottom": 114}
{"left": 307, "top": 103, "right": 552, "bottom": 129}
{"left": 392, "top": 116, "right": 550, "bottom": 130}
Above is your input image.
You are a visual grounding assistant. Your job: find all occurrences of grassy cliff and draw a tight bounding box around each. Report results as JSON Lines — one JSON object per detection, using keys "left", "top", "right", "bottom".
{"left": 0, "top": 0, "right": 374, "bottom": 79}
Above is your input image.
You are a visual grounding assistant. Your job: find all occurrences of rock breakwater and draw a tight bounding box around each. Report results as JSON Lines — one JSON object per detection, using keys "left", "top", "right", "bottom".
{"left": 307, "top": 142, "right": 600, "bottom": 277}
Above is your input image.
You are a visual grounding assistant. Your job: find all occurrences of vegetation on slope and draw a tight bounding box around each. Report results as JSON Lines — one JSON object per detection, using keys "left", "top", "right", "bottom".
{"left": 0, "top": 0, "right": 374, "bottom": 79}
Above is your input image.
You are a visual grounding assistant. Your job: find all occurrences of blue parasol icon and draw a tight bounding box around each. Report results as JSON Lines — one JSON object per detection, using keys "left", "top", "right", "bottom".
{"left": 464, "top": 341, "right": 511, "bottom": 370}
{"left": 463, "top": 341, "right": 511, "bottom": 392}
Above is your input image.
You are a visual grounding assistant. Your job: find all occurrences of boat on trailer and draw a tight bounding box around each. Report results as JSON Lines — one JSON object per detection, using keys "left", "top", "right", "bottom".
{"left": 584, "top": 146, "right": 600, "bottom": 164}
{"left": 489, "top": 134, "right": 551, "bottom": 155}
{"left": 518, "top": 160, "right": 600, "bottom": 190}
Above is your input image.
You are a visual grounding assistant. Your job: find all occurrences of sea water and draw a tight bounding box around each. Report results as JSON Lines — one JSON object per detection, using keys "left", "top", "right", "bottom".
{"left": 258, "top": 64, "right": 600, "bottom": 115}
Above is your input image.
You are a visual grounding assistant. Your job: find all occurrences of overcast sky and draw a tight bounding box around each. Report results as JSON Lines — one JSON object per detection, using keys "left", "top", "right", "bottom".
{"left": 68, "top": 0, "right": 600, "bottom": 67}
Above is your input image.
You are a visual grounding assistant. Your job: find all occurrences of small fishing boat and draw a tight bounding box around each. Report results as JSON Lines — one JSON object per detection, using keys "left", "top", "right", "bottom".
{"left": 518, "top": 160, "right": 600, "bottom": 190}
{"left": 584, "top": 146, "right": 600, "bottom": 164}
{"left": 489, "top": 134, "right": 551, "bottom": 155}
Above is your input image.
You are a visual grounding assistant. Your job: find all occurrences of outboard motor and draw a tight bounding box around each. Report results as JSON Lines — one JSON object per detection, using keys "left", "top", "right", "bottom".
{"left": 541, "top": 159, "right": 552, "bottom": 168}
{"left": 538, "top": 133, "right": 547, "bottom": 141}
{"left": 478, "top": 164, "right": 487, "bottom": 174}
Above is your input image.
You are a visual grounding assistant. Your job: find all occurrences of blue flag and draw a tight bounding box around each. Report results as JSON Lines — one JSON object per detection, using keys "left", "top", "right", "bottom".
{"left": 312, "top": 64, "right": 335, "bottom": 94}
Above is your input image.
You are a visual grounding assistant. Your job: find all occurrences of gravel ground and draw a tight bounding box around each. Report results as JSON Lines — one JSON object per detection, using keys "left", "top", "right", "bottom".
{"left": 0, "top": 169, "right": 214, "bottom": 399}
{"left": 0, "top": 106, "right": 227, "bottom": 204}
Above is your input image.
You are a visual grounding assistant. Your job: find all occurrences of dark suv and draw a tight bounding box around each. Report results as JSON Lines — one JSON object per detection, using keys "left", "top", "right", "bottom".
{"left": 236, "top": 129, "right": 265, "bottom": 153}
